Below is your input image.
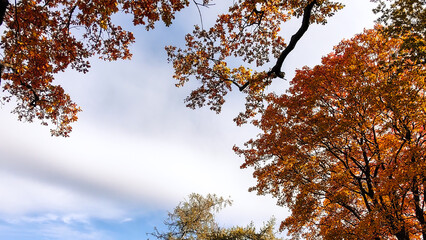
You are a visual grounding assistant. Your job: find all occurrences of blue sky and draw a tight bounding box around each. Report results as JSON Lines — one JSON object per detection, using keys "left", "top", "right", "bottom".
{"left": 0, "top": 1, "right": 378, "bottom": 239}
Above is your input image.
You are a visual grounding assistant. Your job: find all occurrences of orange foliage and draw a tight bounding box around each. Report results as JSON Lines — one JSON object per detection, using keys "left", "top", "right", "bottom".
{"left": 235, "top": 27, "right": 426, "bottom": 239}
{"left": 0, "top": 0, "right": 189, "bottom": 136}
{"left": 0, "top": 0, "right": 345, "bottom": 136}
{"left": 167, "top": 0, "right": 343, "bottom": 113}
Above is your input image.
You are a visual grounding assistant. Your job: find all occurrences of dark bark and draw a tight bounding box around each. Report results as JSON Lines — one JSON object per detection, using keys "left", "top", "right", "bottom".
{"left": 239, "top": 0, "right": 317, "bottom": 91}
{"left": 267, "top": 0, "right": 317, "bottom": 78}
{"left": 0, "top": 0, "right": 8, "bottom": 26}
{"left": 412, "top": 180, "right": 426, "bottom": 239}
{"left": 394, "top": 229, "right": 409, "bottom": 240}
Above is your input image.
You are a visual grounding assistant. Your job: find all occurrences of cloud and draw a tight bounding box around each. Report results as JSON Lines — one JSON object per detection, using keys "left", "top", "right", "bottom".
{"left": 8, "top": 223, "right": 109, "bottom": 240}
{"left": 0, "top": 102, "right": 270, "bottom": 217}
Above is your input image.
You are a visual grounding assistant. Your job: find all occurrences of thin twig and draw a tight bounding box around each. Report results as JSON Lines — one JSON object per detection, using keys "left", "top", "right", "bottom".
{"left": 193, "top": 0, "right": 204, "bottom": 30}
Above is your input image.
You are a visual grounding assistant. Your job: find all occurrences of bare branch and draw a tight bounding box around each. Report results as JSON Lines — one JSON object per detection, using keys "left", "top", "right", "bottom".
{"left": 239, "top": 0, "right": 318, "bottom": 91}
{"left": 192, "top": 0, "right": 215, "bottom": 30}
{"left": 0, "top": 0, "right": 8, "bottom": 25}
{"left": 268, "top": 0, "right": 317, "bottom": 78}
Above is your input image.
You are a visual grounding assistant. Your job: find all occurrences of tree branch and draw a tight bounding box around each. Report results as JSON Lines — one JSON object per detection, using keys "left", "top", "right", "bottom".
{"left": 20, "top": 81, "right": 40, "bottom": 107}
{"left": 65, "top": 5, "right": 77, "bottom": 32}
{"left": 238, "top": 0, "right": 318, "bottom": 91}
{"left": 192, "top": 0, "right": 215, "bottom": 30}
{"left": 268, "top": 0, "right": 317, "bottom": 78}
{"left": 0, "top": 0, "right": 8, "bottom": 26}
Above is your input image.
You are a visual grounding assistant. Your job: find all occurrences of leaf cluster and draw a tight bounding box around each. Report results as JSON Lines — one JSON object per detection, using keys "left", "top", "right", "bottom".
{"left": 166, "top": 0, "right": 343, "bottom": 114}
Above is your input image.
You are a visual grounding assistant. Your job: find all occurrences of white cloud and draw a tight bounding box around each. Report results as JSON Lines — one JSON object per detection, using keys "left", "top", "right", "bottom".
{"left": 120, "top": 218, "right": 133, "bottom": 223}
{"left": 36, "top": 224, "right": 110, "bottom": 240}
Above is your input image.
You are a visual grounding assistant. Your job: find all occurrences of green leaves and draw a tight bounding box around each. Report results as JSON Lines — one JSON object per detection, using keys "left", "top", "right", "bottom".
{"left": 151, "top": 193, "right": 282, "bottom": 240}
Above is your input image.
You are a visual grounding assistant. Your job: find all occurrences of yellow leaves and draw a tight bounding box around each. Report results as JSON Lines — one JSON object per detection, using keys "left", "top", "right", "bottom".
{"left": 212, "top": 61, "right": 231, "bottom": 78}
{"left": 232, "top": 66, "right": 252, "bottom": 84}
{"left": 100, "top": 19, "right": 108, "bottom": 30}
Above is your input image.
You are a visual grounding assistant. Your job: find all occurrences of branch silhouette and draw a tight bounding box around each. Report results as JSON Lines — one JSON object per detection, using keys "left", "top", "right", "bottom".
{"left": 239, "top": 0, "right": 317, "bottom": 91}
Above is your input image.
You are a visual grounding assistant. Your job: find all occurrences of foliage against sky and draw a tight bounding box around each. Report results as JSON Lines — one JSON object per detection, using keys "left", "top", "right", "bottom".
{"left": 0, "top": 0, "right": 189, "bottom": 136}
{"left": 0, "top": 0, "right": 422, "bottom": 136}
{"left": 151, "top": 193, "right": 282, "bottom": 240}
{"left": 171, "top": 2, "right": 426, "bottom": 237}
{"left": 1, "top": 1, "right": 425, "bottom": 239}
{"left": 0, "top": 0, "right": 346, "bottom": 136}
{"left": 235, "top": 26, "right": 426, "bottom": 240}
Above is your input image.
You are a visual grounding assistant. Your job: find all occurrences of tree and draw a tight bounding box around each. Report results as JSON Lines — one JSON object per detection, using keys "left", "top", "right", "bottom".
{"left": 0, "top": 0, "right": 346, "bottom": 136}
{"left": 168, "top": 0, "right": 425, "bottom": 123}
{"left": 0, "top": 0, "right": 190, "bottom": 136}
{"left": 234, "top": 27, "right": 426, "bottom": 239}
{"left": 0, "top": 0, "right": 419, "bottom": 138}
{"left": 167, "top": 0, "right": 343, "bottom": 114}
{"left": 169, "top": 3, "right": 425, "bottom": 238}
{"left": 150, "top": 193, "right": 282, "bottom": 240}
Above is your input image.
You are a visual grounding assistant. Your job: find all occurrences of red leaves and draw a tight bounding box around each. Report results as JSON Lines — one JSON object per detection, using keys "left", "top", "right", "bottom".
{"left": 0, "top": 0, "right": 345, "bottom": 136}
{"left": 237, "top": 27, "right": 426, "bottom": 239}
{"left": 121, "top": 0, "right": 189, "bottom": 29}
{"left": 1, "top": 0, "right": 185, "bottom": 136}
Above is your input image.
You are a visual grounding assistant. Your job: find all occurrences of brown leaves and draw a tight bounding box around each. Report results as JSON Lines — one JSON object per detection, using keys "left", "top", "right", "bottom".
{"left": 121, "top": 0, "right": 190, "bottom": 29}
{"left": 0, "top": 0, "right": 345, "bottom": 136}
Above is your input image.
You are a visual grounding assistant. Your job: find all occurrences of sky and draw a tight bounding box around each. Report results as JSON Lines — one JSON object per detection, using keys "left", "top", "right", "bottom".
{"left": 0, "top": 1, "right": 378, "bottom": 239}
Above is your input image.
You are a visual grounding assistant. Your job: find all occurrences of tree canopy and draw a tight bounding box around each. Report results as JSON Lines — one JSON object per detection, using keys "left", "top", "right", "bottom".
{"left": 1, "top": 1, "right": 425, "bottom": 238}
{"left": 0, "top": 1, "right": 422, "bottom": 136}
{"left": 0, "top": 0, "right": 346, "bottom": 136}
{"left": 0, "top": 0, "right": 190, "bottom": 136}
{"left": 151, "top": 193, "right": 282, "bottom": 240}
{"left": 235, "top": 26, "right": 426, "bottom": 239}
{"left": 373, "top": 0, "right": 425, "bottom": 65}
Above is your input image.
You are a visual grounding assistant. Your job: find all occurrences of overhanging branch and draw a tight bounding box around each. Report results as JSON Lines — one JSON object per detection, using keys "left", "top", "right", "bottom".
{"left": 268, "top": 0, "right": 317, "bottom": 78}
{"left": 239, "top": 0, "right": 318, "bottom": 91}
{"left": 0, "top": 0, "right": 8, "bottom": 26}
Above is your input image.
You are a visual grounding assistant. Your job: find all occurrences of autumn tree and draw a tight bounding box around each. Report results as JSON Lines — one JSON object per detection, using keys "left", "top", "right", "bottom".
{"left": 0, "top": 0, "right": 420, "bottom": 138}
{"left": 0, "top": 0, "right": 191, "bottom": 136}
{"left": 167, "top": 1, "right": 425, "bottom": 238}
{"left": 169, "top": 1, "right": 425, "bottom": 239}
{"left": 232, "top": 27, "right": 426, "bottom": 239}
{"left": 0, "top": 0, "right": 349, "bottom": 136}
{"left": 167, "top": 0, "right": 344, "bottom": 114}
{"left": 167, "top": 0, "right": 424, "bottom": 124}
{"left": 150, "top": 193, "right": 282, "bottom": 240}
